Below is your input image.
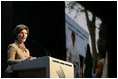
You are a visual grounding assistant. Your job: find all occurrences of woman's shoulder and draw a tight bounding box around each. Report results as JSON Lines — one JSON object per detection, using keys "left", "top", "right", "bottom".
{"left": 8, "top": 43, "right": 17, "bottom": 49}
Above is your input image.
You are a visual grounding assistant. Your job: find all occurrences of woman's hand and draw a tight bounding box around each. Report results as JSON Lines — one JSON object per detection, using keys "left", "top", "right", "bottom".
{"left": 21, "top": 56, "right": 37, "bottom": 63}
{"left": 25, "top": 56, "right": 34, "bottom": 61}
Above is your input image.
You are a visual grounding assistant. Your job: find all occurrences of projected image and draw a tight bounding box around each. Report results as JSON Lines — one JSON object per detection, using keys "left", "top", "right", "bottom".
{"left": 65, "top": 1, "right": 116, "bottom": 78}
{"left": 65, "top": 14, "right": 89, "bottom": 78}
{"left": 65, "top": 2, "right": 91, "bottom": 77}
{"left": 65, "top": 2, "right": 97, "bottom": 78}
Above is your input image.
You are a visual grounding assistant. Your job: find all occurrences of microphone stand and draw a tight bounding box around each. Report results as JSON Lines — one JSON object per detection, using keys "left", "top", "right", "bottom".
{"left": 32, "top": 40, "right": 51, "bottom": 57}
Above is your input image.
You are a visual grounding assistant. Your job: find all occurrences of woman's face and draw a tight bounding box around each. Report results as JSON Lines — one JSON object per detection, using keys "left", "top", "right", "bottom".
{"left": 17, "top": 29, "right": 28, "bottom": 43}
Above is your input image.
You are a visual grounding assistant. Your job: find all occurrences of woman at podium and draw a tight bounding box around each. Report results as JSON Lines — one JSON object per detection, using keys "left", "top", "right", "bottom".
{"left": 5, "top": 24, "right": 35, "bottom": 77}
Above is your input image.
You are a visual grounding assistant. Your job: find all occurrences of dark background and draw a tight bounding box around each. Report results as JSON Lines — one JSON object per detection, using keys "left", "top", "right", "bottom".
{"left": 1, "top": 1, "right": 117, "bottom": 78}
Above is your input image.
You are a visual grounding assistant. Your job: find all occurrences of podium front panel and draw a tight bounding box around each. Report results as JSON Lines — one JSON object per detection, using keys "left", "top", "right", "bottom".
{"left": 49, "top": 57, "right": 74, "bottom": 78}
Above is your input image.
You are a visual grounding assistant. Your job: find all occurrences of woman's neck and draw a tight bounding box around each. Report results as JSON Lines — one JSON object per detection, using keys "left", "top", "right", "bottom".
{"left": 16, "top": 40, "right": 24, "bottom": 45}
{"left": 15, "top": 40, "right": 26, "bottom": 49}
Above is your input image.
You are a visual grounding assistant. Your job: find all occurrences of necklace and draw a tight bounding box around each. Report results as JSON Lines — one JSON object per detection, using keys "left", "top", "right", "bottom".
{"left": 15, "top": 40, "right": 27, "bottom": 51}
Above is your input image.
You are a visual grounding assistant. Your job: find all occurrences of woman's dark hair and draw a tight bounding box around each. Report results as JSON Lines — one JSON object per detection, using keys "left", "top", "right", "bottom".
{"left": 14, "top": 24, "right": 29, "bottom": 39}
{"left": 71, "top": 31, "right": 75, "bottom": 41}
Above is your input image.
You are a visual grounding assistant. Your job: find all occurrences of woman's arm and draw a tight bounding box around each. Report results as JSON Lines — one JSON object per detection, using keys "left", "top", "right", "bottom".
{"left": 7, "top": 45, "right": 24, "bottom": 65}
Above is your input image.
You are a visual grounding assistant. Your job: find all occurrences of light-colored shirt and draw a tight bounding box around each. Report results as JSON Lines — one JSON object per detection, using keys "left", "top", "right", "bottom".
{"left": 67, "top": 44, "right": 79, "bottom": 63}
{"left": 67, "top": 44, "right": 80, "bottom": 77}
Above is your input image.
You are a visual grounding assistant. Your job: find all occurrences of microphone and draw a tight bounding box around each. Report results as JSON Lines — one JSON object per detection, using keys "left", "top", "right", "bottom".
{"left": 32, "top": 40, "right": 51, "bottom": 56}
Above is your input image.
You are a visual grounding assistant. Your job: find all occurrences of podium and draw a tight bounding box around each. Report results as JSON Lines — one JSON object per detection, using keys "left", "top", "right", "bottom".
{"left": 11, "top": 56, "right": 74, "bottom": 78}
